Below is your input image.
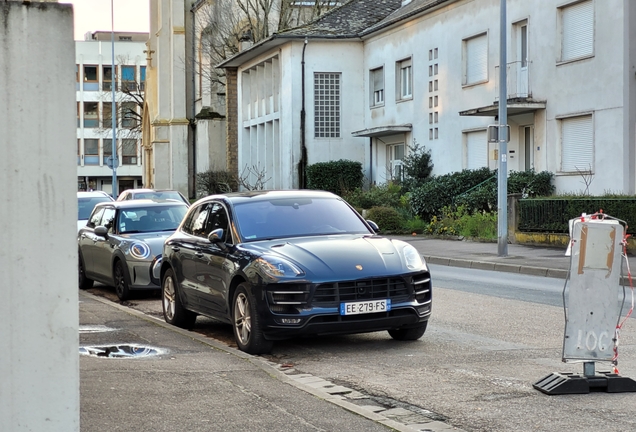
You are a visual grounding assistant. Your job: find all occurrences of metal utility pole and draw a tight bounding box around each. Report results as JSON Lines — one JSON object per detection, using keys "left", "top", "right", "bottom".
{"left": 497, "top": 0, "right": 508, "bottom": 256}
{"left": 110, "top": 0, "right": 118, "bottom": 198}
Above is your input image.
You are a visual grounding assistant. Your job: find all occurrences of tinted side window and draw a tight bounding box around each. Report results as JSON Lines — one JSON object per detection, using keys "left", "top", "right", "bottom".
{"left": 182, "top": 203, "right": 211, "bottom": 237}
{"left": 87, "top": 208, "right": 105, "bottom": 228}
{"left": 204, "top": 203, "right": 231, "bottom": 243}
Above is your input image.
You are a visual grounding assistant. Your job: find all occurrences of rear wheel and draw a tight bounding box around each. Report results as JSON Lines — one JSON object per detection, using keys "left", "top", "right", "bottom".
{"left": 113, "top": 260, "right": 131, "bottom": 301}
{"left": 233, "top": 283, "right": 273, "bottom": 355}
{"left": 78, "top": 254, "right": 94, "bottom": 290}
{"left": 162, "top": 268, "right": 196, "bottom": 329}
{"left": 388, "top": 322, "right": 428, "bottom": 341}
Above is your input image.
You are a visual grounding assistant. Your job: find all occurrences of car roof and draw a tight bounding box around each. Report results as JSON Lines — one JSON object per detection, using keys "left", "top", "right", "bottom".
{"left": 93, "top": 198, "right": 188, "bottom": 210}
{"left": 77, "top": 191, "right": 114, "bottom": 199}
{"left": 121, "top": 188, "right": 183, "bottom": 194}
{"left": 195, "top": 190, "right": 338, "bottom": 206}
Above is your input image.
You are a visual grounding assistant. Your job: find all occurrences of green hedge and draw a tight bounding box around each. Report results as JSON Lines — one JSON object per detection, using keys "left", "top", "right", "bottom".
{"left": 306, "top": 159, "right": 364, "bottom": 195}
{"left": 518, "top": 198, "right": 636, "bottom": 234}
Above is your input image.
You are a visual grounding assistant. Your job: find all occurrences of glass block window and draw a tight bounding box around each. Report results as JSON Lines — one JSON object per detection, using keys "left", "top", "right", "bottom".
{"left": 314, "top": 72, "right": 341, "bottom": 138}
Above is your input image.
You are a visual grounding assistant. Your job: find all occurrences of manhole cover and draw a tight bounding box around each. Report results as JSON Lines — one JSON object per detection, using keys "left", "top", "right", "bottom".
{"left": 79, "top": 344, "right": 167, "bottom": 358}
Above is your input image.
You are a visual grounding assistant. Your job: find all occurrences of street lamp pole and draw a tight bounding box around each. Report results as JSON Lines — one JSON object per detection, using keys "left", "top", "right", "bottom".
{"left": 110, "top": 0, "right": 118, "bottom": 198}
{"left": 497, "top": 0, "right": 508, "bottom": 256}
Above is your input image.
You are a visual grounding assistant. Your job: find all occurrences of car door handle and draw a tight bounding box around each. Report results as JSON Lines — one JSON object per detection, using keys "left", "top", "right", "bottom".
{"left": 195, "top": 247, "right": 203, "bottom": 258}
{"left": 171, "top": 246, "right": 180, "bottom": 252}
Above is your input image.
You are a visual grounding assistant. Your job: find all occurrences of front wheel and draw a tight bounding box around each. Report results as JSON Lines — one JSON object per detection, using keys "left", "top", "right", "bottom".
{"left": 162, "top": 268, "right": 196, "bottom": 329}
{"left": 113, "top": 260, "right": 131, "bottom": 301}
{"left": 78, "top": 254, "right": 94, "bottom": 290}
{"left": 233, "top": 283, "right": 273, "bottom": 355}
{"left": 388, "top": 322, "right": 428, "bottom": 341}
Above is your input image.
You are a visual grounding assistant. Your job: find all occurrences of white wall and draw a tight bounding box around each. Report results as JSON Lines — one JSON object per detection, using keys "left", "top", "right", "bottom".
{"left": 0, "top": 3, "right": 79, "bottom": 431}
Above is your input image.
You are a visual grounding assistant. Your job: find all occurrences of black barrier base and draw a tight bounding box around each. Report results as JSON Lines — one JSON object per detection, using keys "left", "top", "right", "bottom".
{"left": 533, "top": 371, "right": 636, "bottom": 395}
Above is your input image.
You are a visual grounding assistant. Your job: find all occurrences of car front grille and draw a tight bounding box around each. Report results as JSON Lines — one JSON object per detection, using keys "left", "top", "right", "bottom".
{"left": 312, "top": 276, "right": 414, "bottom": 306}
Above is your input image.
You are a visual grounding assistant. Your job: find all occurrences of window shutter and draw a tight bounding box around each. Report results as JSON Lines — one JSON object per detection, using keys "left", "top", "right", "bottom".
{"left": 466, "top": 34, "right": 488, "bottom": 84}
{"left": 373, "top": 68, "right": 383, "bottom": 92}
{"left": 562, "top": 0, "right": 593, "bottom": 61}
{"left": 561, "top": 115, "right": 593, "bottom": 172}
{"left": 466, "top": 131, "right": 488, "bottom": 169}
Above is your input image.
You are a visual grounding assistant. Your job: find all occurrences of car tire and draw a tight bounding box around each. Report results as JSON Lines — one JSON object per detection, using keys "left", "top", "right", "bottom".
{"left": 232, "top": 283, "right": 273, "bottom": 355}
{"left": 113, "top": 260, "right": 131, "bottom": 301}
{"left": 162, "top": 268, "right": 196, "bottom": 329}
{"left": 78, "top": 254, "right": 94, "bottom": 290}
{"left": 388, "top": 322, "right": 428, "bottom": 341}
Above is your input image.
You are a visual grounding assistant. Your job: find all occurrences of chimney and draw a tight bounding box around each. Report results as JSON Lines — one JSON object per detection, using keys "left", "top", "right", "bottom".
{"left": 238, "top": 30, "right": 253, "bottom": 52}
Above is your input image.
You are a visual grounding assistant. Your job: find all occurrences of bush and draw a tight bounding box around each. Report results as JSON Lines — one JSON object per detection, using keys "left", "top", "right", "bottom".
{"left": 196, "top": 170, "right": 238, "bottom": 197}
{"left": 401, "top": 140, "right": 434, "bottom": 191}
{"left": 306, "top": 159, "right": 364, "bottom": 195}
{"left": 366, "top": 206, "right": 404, "bottom": 232}
{"left": 342, "top": 183, "right": 403, "bottom": 209}
{"left": 426, "top": 206, "right": 497, "bottom": 239}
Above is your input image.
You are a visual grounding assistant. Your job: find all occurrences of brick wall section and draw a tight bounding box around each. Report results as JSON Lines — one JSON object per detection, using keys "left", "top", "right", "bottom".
{"left": 225, "top": 68, "right": 239, "bottom": 179}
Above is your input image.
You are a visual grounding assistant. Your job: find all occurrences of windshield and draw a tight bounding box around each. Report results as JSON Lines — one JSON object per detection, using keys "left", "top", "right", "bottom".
{"left": 118, "top": 205, "right": 188, "bottom": 233}
{"left": 78, "top": 196, "right": 113, "bottom": 220}
{"left": 234, "top": 197, "right": 371, "bottom": 241}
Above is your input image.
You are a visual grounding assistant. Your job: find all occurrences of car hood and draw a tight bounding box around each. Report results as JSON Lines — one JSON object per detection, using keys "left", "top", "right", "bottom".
{"left": 245, "top": 235, "right": 417, "bottom": 280}
{"left": 120, "top": 232, "right": 173, "bottom": 254}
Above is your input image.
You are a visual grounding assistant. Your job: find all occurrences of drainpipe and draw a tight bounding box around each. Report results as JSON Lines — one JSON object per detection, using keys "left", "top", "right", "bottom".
{"left": 190, "top": 6, "right": 197, "bottom": 199}
{"left": 299, "top": 38, "right": 308, "bottom": 189}
{"left": 369, "top": 138, "right": 373, "bottom": 187}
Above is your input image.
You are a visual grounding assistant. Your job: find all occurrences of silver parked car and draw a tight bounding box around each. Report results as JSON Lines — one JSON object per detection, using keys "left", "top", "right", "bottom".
{"left": 78, "top": 199, "right": 188, "bottom": 300}
{"left": 77, "top": 191, "right": 114, "bottom": 231}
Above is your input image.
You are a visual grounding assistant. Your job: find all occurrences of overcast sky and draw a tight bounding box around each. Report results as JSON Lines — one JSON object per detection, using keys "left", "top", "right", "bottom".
{"left": 60, "top": 0, "right": 150, "bottom": 40}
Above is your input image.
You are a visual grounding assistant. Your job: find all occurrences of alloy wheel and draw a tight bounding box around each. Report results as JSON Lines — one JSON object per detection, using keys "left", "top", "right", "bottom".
{"left": 234, "top": 292, "right": 252, "bottom": 345}
{"left": 163, "top": 275, "right": 176, "bottom": 321}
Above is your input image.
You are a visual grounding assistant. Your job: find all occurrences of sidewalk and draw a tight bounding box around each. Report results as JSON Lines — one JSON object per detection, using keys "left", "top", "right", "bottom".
{"left": 79, "top": 292, "right": 458, "bottom": 432}
{"left": 395, "top": 236, "right": 636, "bottom": 282}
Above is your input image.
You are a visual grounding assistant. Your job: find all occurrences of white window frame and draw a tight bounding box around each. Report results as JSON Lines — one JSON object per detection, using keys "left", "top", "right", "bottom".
{"left": 396, "top": 58, "right": 412, "bottom": 101}
{"left": 370, "top": 67, "right": 384, "bottom": 107}
{"left": 387, "top": 143, "right": 405, "bottom": 182}
{"left": 559, "top": 0, "right": 594, "bottom": 63}
{"left": 559, "top": 113, "right": 594, "bottom": 173}
{"left": 462, "top": 33, "right": 488, "bottom": 86}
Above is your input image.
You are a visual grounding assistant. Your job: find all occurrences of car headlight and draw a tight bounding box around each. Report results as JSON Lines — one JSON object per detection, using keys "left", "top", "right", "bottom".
{"left": 129, "top": 241, "right": 151, "bottom": 259}
{"left": 255, "top": 255, "right": 305, "bottom": 278}
{"left": 402, "top": 244, "right": 426, "bottom": 271}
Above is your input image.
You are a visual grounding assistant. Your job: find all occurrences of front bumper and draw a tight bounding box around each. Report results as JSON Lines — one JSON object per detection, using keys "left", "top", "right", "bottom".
{"left": 125, "top": 255, "right": 162, "bottom": 289}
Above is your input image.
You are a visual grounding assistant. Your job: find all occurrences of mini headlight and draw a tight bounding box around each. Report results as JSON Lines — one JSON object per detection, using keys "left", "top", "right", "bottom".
{"left": 403, "top": 244, "right": 425, "bottom": 270}
{"left": 130, "top": 241, "right": 151, "bottom": 260}
{"left": 255, "top": 255, "right": 305, "bottom": 278}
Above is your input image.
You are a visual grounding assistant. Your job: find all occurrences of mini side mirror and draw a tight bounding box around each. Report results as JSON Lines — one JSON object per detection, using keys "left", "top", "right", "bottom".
{"left": 94, "top": 225, "right": 109, "bottom": 238}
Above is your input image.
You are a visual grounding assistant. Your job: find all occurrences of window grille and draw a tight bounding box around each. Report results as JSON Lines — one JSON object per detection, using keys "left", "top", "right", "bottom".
{"left": 314, "top": 72, "right": 341, "bottom": 138}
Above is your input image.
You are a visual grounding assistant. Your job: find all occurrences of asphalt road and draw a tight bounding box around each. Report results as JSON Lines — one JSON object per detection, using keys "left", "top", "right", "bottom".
{"left": 86, "top": 264, "right": 636, "bottom": 432}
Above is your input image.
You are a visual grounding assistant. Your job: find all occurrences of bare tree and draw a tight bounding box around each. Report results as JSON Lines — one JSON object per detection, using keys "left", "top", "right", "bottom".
{"left": 193, "top": 0, "right": 338, "bottom": 96}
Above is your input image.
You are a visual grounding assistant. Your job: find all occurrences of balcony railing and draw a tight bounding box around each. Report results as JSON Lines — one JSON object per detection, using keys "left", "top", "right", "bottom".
{"left": 495, "top": 60, "right": 531, "bottom": 100}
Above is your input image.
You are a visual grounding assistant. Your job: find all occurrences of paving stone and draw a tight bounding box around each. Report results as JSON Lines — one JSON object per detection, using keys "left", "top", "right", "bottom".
{"left": 379, "top": 407, "right": 414, "bottom": 417}
{"left": 357, "top": 405, "right": 386, "bottom": 413}
{"left": 321, "top": 385, "right": 353, "bottom": 395}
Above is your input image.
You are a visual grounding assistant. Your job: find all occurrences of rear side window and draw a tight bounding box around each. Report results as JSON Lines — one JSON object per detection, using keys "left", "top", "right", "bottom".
{"left": 87, "top": 208, "right": 105, "bottom": 228}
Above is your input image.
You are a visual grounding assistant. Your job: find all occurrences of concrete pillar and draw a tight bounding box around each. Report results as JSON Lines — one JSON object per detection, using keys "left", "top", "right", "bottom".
{"left": 0, "top": 2, "right": 79, "bottom": 431}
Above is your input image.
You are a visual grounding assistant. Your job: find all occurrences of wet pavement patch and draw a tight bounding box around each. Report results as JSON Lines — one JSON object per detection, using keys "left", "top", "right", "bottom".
{"left": 79, "top": 325, "right": 117, "bottom": 334}
{"left": 79, "top": 344, "right": 167, "bottom": 359}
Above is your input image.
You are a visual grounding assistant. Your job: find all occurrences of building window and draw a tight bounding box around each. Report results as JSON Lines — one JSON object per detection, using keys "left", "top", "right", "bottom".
{"left": 314, "top": 72, "right": 341, "bottom": 138}
{"left": 122, "top": 139, "right": 138, "bottom": 165}
{"left": 83, "top": 102, "right": 99, "bottom": 128}
{"left": 84, "top": 139, "right": 99, "bottom": 165}
{"left": 140, "top": 66, "right": 146, "bottom": 91}
{"left": 561, "top": 114, "right": 593, "bottom": 172}
{"left": 103, "top": 139, "right": 113, "bottom": 165}
{"left": 83, "top": 65, "right": 98, "bottom": 91}
{"left": 388, "top": 144, "right": 405, "bottom": 182}
{"left": 396, "top": 58, "right": 412, "bottom": 100}
{"left": 121, "top": 65, "right": 137, "bottom": 91}
{"left": 370, "top": 67, "right": 384, "bottom": 107}
{"left": 463, "top": 33, "right": 488, "bottom": 85}
{"left": 560, "top": 0, "right": 593, "bottom": 62}
{"left": 121, "top": 102, "right": 137, "bottom": 128}
{"left": 102, "top": 66, "right": 115, "bottom": 91}
{"left": 465, "top": 130, "right": 488, "bottom": 169}
{"left": 103, "top": 102, "right": 113, "bottom": 128}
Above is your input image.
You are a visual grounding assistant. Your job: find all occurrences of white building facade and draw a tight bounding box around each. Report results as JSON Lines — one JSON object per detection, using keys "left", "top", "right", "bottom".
{"left": 76, "top": 32, "right": 147, "bottom": 195}
{"left": 220, "top": 0, "right": 636, "bottom": 195}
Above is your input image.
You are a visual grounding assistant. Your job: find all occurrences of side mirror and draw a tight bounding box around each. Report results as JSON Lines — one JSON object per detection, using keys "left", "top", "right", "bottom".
{"left": 94, "top": 225, "right": 109, "bottom": 238}
{"left": 208, "top": 228, "right": 227, "bottom": 250}
{"left": 366, "top": 220, "right": 379, "bottom": 233}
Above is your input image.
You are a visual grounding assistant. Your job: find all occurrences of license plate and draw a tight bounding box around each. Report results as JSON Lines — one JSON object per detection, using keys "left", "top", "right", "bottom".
{"left": 340, "top": 299, "right": 391, "bottom": 316}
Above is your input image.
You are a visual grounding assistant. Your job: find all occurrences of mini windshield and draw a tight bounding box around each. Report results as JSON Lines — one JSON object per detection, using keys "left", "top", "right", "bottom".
{"left": 133, "top": 191, "right": 188, "bottom": 204}
{"left": 118, "top": 205, "right": 188, "bottom": 233}
{"left": 78, "top": 196, "right": 113, "bottom": 220}
{"left": 234, "top": 197, "right": 371, "bottom": 241}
